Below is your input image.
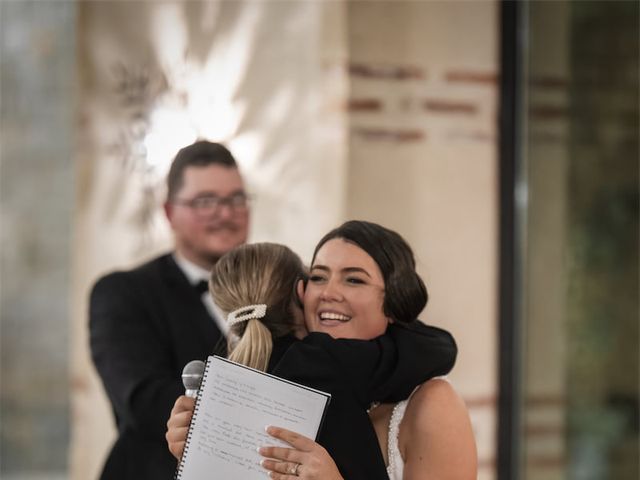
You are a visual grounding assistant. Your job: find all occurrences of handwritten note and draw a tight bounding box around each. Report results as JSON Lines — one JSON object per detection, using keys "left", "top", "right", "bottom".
{"left": 177, "top": 356, "right": 330, "bottom": 480}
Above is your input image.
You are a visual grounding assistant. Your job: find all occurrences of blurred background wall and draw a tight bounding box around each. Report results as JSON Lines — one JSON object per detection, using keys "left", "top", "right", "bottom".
{"left": 71, "top": 1, "right": 351, "bottom": 478}
{"left": 1, "top": 2, "right": 76, "bottom": 479}
{"left": 344, "top": 2, "right": 499, "bottom": 476}
{"left": 0, "top": 1, "right": 637, "bottom": 480}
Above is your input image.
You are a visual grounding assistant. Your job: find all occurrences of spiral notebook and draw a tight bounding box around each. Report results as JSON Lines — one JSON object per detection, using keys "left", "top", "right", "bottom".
{"left": 175, "top": 355, "right": 331, "bottom": 480}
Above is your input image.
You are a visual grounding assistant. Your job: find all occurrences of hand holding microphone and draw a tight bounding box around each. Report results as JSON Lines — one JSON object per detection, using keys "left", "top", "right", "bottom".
{"left": 167, "top": 360, "right": 205, "bottom": 460}
{"left": 166, "top": 395, "right": 196, "bottom": 460}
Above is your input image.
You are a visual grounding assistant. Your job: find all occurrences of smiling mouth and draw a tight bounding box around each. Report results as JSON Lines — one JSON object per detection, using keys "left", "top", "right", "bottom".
{"left": 318, "top": 312, "right": 351, "bottom": 323}
{"left": 204, "top": 224, "right": 238, "bottom": 232}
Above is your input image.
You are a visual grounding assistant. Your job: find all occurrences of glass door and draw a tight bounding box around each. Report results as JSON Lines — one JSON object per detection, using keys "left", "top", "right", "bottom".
{"left": 500, "top": 1, "right": 639, "bottom": 479}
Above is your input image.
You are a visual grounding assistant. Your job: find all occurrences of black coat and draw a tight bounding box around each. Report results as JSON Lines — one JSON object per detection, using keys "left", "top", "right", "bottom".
{"left": 90, "top": 253, "right": 225, "bottom": 479}
{"left": 269, "top": 322, "right": 457, "bottom": 480}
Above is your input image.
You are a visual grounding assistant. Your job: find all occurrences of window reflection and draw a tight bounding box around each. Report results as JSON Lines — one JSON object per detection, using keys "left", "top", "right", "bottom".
{"left": 522, "top": 1, "right": 639, "bottom": 479}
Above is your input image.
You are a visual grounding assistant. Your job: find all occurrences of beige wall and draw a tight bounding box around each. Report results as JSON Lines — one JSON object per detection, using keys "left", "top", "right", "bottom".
{"left": 344, "top": 2, "right": 498, "bottom": 478}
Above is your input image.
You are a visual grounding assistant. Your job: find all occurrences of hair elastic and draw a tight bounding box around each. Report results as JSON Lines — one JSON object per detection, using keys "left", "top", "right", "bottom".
{"left": 226, "top": 304, "right": 267, "bottom": 327}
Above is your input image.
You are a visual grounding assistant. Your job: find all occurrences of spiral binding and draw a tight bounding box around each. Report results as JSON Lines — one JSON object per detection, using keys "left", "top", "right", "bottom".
{"left": 174, "top": 356, "right": 212, "bottom": 479}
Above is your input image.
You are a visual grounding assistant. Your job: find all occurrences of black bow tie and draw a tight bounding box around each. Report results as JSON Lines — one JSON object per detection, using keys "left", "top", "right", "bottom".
{"left": 194, "top": 280, "right": 209, "bottom": 295}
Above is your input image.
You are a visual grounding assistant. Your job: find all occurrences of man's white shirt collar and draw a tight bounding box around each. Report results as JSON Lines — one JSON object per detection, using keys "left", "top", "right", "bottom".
{"left": 173, "top": 252, "right": 210, "bottom": 284}
{"left": 172, "top": 252, "right": 229, "bottom": 334}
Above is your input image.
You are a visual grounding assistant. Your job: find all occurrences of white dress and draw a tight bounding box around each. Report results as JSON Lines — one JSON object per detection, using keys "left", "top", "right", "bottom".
{"left": 386, "top": 399, "right": 408, "bottom": 480}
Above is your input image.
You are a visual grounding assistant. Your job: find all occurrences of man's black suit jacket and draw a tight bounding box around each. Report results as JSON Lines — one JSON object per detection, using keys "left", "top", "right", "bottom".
{"left": 90, "top": 253, "right": 224, "bottom": 480}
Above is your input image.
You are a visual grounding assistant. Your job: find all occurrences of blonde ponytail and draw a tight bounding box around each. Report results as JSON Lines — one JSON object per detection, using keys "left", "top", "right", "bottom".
{"left": 210, "top": 243, "right": 305, "bottom": 372}
{"left": 227, "top": 319, "right": 273, "bottom": 372}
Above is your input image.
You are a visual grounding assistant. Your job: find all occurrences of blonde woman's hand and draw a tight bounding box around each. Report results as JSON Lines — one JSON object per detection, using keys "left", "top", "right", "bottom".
{"left": 165, "top": 395, "right": 195, "bottom": 460}
{"left": 258, "top": 426, "right": 344, "bottom": 480}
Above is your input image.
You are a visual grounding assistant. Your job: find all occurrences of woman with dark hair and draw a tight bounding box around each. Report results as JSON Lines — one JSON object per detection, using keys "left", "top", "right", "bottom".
{"left": 261, "top": 221, "right": 477, "bottom": 480}
{"left": 304, "top": 219, "right": 430, "bottom": 338}
{"left": 167, "top": 221, "right": 477, "bottom": 479}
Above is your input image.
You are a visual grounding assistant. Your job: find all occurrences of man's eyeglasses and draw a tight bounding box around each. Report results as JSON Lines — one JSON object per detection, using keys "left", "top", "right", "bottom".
{"left": 173, "top": 193, "right": 251, "bottom": 216}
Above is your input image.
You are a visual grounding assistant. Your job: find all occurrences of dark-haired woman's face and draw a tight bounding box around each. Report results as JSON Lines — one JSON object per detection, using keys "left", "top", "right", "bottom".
{"left": 303, "top": 239, "right": 389, "bottom": 340}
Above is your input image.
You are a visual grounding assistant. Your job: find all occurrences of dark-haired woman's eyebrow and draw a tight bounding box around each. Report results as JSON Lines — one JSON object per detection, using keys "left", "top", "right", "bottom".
{"left": 310, "top": 265, "right": 330, "bottom": 273}
{"left": 342, "top": 267, "right": 371, "bottom": 278}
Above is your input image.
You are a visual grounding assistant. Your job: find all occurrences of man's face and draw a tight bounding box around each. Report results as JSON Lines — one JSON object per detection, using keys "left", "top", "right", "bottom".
{"left": 165, "top": 164, "right": 250, "bottom": 268}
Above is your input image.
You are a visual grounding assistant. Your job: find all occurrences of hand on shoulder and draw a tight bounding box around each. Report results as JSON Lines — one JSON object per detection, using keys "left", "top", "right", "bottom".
{"left": 400, "top": 378, "right": 477, "bottom": 480}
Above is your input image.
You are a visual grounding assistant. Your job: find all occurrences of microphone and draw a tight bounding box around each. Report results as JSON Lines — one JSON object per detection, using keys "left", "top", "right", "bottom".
{"left": 182, "top": 360, "right": 205, "bottom": 398}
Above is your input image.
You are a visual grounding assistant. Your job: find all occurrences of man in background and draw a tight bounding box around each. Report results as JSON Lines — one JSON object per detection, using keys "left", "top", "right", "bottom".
{"left": 90, "top": 141, "right": 250, "bottom": 479}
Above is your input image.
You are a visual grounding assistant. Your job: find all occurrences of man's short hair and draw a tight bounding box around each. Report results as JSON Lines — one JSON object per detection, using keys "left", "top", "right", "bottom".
{"left": 167, "top": 141, "right": 238, "bottom": 200}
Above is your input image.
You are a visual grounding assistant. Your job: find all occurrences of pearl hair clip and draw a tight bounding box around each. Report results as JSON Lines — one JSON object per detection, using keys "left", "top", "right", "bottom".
{"left": 226, "top": 304, "right": 267, "bottom": 327}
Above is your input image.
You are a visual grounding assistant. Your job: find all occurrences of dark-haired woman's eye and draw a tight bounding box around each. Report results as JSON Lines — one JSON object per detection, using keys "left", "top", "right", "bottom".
{"left": 346, "top": 277, "right": 365, "bottom": 285}
{"left": 308, "top": 275, "right": 326, "bottom": 283}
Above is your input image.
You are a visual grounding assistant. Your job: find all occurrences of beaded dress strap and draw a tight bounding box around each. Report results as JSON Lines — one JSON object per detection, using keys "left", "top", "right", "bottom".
{"left": 386, "top": 400, "right": 408, "bottom": 479}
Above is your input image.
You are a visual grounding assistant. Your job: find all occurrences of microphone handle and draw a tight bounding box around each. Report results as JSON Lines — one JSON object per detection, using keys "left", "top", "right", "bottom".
{"left": 185, "top": 388, "right": 198, "bottom": 398}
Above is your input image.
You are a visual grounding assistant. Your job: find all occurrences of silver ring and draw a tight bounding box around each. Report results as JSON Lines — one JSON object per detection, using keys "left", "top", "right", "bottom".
{"left": 292, "top": 462, "right": 300, "bottom": 476}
